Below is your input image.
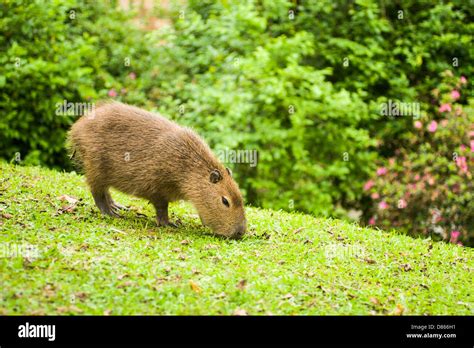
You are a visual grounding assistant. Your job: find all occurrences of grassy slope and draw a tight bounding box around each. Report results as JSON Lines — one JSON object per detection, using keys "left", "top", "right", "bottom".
{"left": 0, "top": 162, "right": 472, "bottom": 315}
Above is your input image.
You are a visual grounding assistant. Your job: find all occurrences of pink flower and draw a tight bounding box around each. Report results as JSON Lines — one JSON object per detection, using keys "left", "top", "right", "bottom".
{"left": 398, "top": 199, "right": 407, "bottom": 209}
{"left": 471, "top": 140, "right": 474, "bottom": 152}
{"left": 427, "top": 176, "right": 435, "bottom": 185}
{"left": 469, "top": 131, "right": 474, "bottom": 138}
{"left": 450, "top": 230, "right": 460, "bottom": 243}
{"left": 363, "top": 180, "right": 375, "bottom": 191}
{"left": 451, "top": 90, "right": 460, "bottom": 100}
{"left": 427, "top": 120, "right": 437, "bottom": 133}
{"left": 414, "top": 174, "right": 420, "bottom": 181}
{"left": 128, "top": 72, "right": 136, "bottom": 80}
{"left": 371, "top": 192, "right": 380, "bottom": 199}
{"left": 440, "top": 119, "right": 448, "bottom": 127}
{"left": 369, "top": 217, "right": 376, "bottom": 225}
{"left": 439, "top": 103, "right": 451, "bottom": 113}
{"left": 460, "top": 144, "right": 466, "bottom": 151}
{"left": 108, "top": 89, "right": 117, "bottom": 97}
{"left": 414, "top": 121, "right": 422, "bottom": 129}
{"left": 378, "top": 201, "right": 388, "bottom": 210}
{"left": 376, "top": 167, "right": 387, "bottom": 176}
{"left": 455, "top": 156, "right": 468, "bottom": 174}
{"left": 460, "top": 76, "right": 467, "bottom": 84}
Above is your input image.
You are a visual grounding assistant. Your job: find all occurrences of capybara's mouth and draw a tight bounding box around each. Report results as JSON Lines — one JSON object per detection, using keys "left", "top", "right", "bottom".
{"left": 231, "top": 221, "right": 246, "bottom": 239}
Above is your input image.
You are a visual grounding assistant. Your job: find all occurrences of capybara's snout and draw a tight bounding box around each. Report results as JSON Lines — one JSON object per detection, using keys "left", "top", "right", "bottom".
{"left": 231, "top": 220, "right": 247, "bottom": 239}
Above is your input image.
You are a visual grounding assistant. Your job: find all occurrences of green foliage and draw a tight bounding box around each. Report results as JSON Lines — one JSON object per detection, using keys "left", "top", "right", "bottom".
{"left": 363, "top": 73, "right": 474, "bottom": 246}
{"left": 289, "top": 0, "right": 473, "bottom": 154}
{"left": 0, "top": 0, "right": 156, "bottom": 168}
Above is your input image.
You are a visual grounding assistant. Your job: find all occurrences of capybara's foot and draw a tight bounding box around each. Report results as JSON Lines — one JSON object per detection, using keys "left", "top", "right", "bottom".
{"left": 111, "top": 201, "right": 128, "bottom": 211}
{"left": 156, "top": 215, "right": 178, "bottom": 228}
{"left": 92, "top": 191, "right": 120, "bottom": 217}
{"left": 101, "top": 204, "right": 121, "bottom": 217}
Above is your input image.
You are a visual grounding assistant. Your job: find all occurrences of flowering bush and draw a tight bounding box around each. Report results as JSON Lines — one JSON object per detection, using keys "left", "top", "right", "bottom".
{"left": 363, "top": 72, "right": 474, "bottom": 246}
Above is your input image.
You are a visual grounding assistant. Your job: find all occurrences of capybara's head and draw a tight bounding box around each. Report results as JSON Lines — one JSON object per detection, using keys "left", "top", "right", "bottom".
{"left": 193, "top": 167, "right": 246, "bottom": 239}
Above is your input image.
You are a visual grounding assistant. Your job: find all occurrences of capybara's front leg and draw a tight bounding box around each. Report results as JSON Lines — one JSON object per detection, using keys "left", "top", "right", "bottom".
{"left": 91, "top": 189, "right": 119, "bottom": 217}
{"left": 152, "top": 199, "right": 178, "bottom": 228}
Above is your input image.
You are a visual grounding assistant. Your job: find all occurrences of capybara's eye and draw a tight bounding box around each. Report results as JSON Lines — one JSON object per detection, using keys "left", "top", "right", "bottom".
{"left": 222, "top": 196, "right": 230, "bottom": 207}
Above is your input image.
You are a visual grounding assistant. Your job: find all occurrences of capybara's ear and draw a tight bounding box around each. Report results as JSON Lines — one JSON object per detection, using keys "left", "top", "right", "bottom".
{"left": 226, "top": 167, "right": 233, "bottom": 177}
{"left": 210, "top": 169, "right": 222, "bottom": 183}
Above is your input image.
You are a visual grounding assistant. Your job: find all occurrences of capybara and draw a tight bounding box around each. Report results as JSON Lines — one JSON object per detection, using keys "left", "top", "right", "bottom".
{"left": 68, "top": 101, "right": 246, "bottom": 239}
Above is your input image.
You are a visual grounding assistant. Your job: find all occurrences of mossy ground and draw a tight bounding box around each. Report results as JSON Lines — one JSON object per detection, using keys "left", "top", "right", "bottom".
{"left": 0, "top": 162, "right": 472, "bottom": 315}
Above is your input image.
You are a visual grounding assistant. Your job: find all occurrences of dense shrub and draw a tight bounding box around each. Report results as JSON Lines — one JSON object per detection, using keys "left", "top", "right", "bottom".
{"left": 0, "top": 0, "right": 156, "bottom": 168}
{"left": 286, "top": 0, "right": 473, "bottom": 156}
{"left": 363, "top": 72, "right": 473, "bottom": 246}
{"left": 183, "top": 0, "right": 473, "bottom": 157}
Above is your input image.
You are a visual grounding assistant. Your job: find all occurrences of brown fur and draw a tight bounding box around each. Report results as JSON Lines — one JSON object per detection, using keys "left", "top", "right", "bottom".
{"left": 67, "top": 101, "right": 246, "bottom": 238}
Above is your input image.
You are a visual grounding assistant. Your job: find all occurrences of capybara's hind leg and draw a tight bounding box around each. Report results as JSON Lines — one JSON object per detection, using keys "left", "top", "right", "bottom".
{"left": 91, "top": 189, "right": 119, "bottom": 217}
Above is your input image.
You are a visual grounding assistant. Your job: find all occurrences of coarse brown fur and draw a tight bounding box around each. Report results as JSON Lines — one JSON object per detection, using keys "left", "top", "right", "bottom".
{"left": 67, "top": 101, "right": 246, "bottom": 238}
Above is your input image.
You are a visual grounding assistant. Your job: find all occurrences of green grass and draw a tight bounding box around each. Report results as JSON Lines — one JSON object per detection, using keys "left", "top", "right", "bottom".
{"left": 0, "top": 162, "right": 472, "bottom": 315}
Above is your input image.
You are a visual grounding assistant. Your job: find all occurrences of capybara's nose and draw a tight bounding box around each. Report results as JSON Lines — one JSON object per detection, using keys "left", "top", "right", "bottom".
{"left": 232, "top": 221, "right": 246, "bottom": 239}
